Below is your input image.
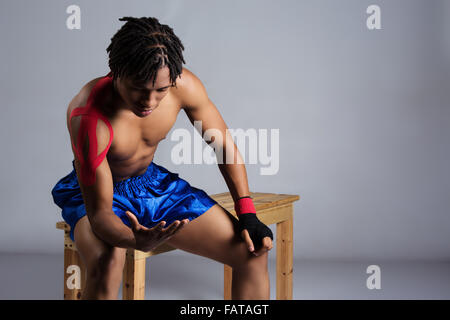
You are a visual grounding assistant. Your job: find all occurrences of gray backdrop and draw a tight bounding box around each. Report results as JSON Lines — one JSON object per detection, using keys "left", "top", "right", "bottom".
{"left": 1, "top": 0, "right": 449, "bottom": 264}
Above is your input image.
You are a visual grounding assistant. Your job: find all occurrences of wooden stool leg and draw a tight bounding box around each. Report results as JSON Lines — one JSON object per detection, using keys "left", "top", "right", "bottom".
{"left": 63, "top": 246, "right": 85, "bottom": 300}
{"left": 122, "top": 249, "right": 146, "bottom": 300}
{"left": 224, "top": 264, "right": 232, "bottom": 300}
{"left": 276, "top": 208, "right": 293, "bottom": 300}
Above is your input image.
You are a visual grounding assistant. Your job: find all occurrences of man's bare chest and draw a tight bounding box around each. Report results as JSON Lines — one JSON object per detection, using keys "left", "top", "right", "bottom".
{"left": 68, "top": 84, "right": 182, "bottom": 163}
{"left": 107, "top": 96, "right": 181, "bottom": 161}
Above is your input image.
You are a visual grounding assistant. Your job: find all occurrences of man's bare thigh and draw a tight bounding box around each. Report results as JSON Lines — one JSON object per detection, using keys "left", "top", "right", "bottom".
{"left": 165, "top": 204, "right": 256, "bottom": 267}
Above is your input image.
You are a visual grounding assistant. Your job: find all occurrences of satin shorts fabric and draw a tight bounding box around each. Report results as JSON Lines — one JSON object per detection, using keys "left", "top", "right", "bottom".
{"left": 51, "top": 160, "right": 218, "bottom": 242}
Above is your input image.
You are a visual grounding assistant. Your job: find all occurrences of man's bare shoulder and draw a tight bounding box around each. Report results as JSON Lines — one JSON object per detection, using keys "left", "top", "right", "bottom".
{"left": 172, "top": 67, "right": 208, "bottom": 109}
{"left": 66, "top": 77, "right": 112, "bottom": 155}
{"left": 66, "top": 76, "right": 106, "bottom": 120}
{"left": 66, "top": 76, "right": 110, "bottom": 133}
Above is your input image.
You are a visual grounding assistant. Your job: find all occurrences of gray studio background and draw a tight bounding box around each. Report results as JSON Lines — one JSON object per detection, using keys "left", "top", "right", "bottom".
{"left": 0, "top": 0, "right": 449, "bottom": 299}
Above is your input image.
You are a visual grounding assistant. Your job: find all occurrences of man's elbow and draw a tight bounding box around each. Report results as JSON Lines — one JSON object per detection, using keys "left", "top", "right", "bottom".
{"left": 87, "top": 209, "right": 114, "bottom": 235}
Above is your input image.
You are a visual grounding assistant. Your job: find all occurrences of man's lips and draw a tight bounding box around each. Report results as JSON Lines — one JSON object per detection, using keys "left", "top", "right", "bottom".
{"left": 137, "top": 105, "right": 153, "bottom": 112}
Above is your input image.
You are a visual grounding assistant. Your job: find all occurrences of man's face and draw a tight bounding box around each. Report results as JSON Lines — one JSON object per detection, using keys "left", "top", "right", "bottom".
{"left": 114, "top": 66, "right": 173, "bottom": 117}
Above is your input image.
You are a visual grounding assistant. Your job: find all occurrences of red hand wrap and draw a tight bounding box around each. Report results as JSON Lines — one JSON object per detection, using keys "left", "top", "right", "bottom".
{"left": 234, "top": 196, "right": 256, "bottom": 216}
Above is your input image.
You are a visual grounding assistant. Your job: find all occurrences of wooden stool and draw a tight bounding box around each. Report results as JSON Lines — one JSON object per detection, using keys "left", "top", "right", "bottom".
{"left": 56, "top": 192, "right": 300, "bottom": 300}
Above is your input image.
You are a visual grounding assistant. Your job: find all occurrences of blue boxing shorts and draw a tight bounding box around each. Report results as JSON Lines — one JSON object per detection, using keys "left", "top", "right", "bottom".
{"left": 51, "top": 160, "right": 218, "bottom": 242}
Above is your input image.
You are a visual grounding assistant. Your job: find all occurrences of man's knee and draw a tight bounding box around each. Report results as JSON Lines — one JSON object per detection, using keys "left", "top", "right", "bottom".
{"left": 229, "top": 241, "right": 269, "bottom": 270}
{"left": 74, "top": 216, "right": 126, "bottom": 277}
{"left": 86, "top": 247, "right": 126, "bottom": 280}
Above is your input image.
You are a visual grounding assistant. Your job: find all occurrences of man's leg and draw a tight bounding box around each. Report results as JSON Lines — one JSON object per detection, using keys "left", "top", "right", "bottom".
{"left": 165, "top": 204, "right": 270, "bottom": 300}
{"left": 73, "top": 216, "right": 127, "bottom": 300}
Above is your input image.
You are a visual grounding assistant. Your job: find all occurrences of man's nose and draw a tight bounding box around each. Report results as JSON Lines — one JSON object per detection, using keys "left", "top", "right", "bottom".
{"left": 142, "top": 93, "right": 158, "bottom": 108}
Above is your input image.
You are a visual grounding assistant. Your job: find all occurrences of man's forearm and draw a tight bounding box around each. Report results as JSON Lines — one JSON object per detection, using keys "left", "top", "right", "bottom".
{"left": 218, "top": 144, "right": 251, "bottom": 202}
{"left": 89, "top": 210, "right": 136, "bottom": 248}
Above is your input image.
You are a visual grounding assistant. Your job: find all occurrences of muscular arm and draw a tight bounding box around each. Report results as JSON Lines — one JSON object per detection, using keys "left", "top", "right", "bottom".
{"left": 176, "top": 68, "right": 273, "bottom": 254}
{"left": 177, "top": 68, "right": 251, "bottom": 202}
{"left": 67, "top": 92, "right": 136, "bottom": 248}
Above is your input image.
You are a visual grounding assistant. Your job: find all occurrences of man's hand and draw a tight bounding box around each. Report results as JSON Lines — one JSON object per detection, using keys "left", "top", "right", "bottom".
{"left": 125, "top": 210, "right": 189, "bottom": 252}
{"left": 238, "top": 213, "right": 273, "bottom": 257}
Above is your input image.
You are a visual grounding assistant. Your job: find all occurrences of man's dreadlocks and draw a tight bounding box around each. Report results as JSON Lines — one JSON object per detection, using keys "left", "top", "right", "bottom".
{"left": 106, "top": 16, "right": 186, "bottom": 88}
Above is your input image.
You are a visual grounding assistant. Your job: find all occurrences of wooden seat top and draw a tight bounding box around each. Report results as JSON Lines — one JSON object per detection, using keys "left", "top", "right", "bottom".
{"left": 210, "top": 192, "right": 299, "bottom": 214}
{"left": 57, "top": 192, "right": 300, "bottom": 230}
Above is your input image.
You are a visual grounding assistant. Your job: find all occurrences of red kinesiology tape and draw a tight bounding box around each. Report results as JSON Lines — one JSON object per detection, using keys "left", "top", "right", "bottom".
{"left": 234, "top": 197, "right": 256, "bottom": 216}
{"left": 69, "top": 74, "right": 114, "bottom": 186}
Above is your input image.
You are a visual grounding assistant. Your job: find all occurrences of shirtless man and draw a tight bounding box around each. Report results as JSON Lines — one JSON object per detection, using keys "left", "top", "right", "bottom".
{"left": 51, "top": 16, "right": 273, "bottom": 300}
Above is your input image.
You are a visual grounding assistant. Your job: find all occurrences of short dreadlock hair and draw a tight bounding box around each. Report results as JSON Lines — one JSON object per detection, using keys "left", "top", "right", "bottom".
{"left": 106, "top": 16, "right": 186, "bottom": 88}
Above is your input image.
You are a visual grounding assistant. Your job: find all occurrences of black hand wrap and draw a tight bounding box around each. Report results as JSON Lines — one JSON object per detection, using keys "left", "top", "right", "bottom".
{"left": 237, "top": 213, "right": 273, "bottom": 248}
